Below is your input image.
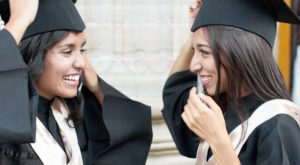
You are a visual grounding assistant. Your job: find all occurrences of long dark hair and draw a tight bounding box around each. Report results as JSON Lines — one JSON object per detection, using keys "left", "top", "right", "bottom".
{"left": 19, "top": 30, "right": 84, "bottom": 127}
{"left": 200, "top": 25, "right": 290, "bottom": 141}
{"left": 202, "top": 25, "right": 290, "bottom": 108}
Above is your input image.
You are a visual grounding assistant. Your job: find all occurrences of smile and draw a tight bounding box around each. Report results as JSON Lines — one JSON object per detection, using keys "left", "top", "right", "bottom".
{"left": 201, "top": 75, "right": 212, "bottom": 86}
{"left": 63, "top": 74, "right": 80, "bottom": 87}
{"left": 64, "top": 75, "right": 80, "bottom": 81}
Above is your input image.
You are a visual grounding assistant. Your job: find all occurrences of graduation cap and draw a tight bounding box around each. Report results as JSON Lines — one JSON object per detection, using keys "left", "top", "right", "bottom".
{"left": 0, "top": 0, "right": 85, "bottom": 40}
{"left": 191, "top": 0, "right": 300, "bottom": 47}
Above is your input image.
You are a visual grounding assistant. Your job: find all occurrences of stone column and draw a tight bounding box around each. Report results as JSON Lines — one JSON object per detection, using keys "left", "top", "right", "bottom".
{"left": 76, "top": 0, "right": 196, "bottom": 164}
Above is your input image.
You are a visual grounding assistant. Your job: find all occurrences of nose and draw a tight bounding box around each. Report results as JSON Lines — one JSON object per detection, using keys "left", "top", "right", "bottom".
{"left": 73, "top": 51, "right": 86, "bottom": 70}
{"left": 190, "top": 53, "right": 202, "bottom": 72}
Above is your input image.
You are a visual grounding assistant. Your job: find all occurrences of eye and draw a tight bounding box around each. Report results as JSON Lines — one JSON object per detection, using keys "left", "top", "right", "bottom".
{"left": 80, "top": 48, "right": 87, "bottom": 53}
{"left": 61, "top": 50, "right": 73, "bottom": 55}
{"left": 200, "top": 50, "right": 210, "bottom": 57}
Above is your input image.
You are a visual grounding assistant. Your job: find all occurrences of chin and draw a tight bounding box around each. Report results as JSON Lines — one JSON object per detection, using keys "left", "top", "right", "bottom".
{"left": 58, "top": 90, "right": 78, "bottom": 98}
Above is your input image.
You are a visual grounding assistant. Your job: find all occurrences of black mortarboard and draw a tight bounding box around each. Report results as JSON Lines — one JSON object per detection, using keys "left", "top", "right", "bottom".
{"left": 0, "top": 0, "right": 85, "bottom": 40}
{"left": 191, "top": 0, "right": 300, "bottom": 47}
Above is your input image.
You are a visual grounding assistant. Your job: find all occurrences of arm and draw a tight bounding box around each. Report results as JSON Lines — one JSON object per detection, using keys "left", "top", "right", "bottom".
{"left": 5, "top": 0, "right": 38, "bottom": 44}
{"left": 168, "top": 0, "right": 202, "bottom": 77}
{"left": 162, "top": 70, "right": 199, "bottom": 157}
{"left": 81, "top": 66, "right": 152, "bottom": 164}
{"left": 0, "top": 0, "right": 38, "bottom": 144}
{"left": 82, "top": 58, "right": 104, "bottom": 105}
{"left": 168, "top": 36, "right": 194, "bottom": 77}
{"left": 161, "top": 0, "right": 203, "bottom": 157}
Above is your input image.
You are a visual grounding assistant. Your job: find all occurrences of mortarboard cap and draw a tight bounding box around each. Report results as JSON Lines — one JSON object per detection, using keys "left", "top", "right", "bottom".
{"left": 191, "top": 0, "right": 300, "bottom": 47}
{"left": 0, "top": 0, "right": 85, "bottom": 40}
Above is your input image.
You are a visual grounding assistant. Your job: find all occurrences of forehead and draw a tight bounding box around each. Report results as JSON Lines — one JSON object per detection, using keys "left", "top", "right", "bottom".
{"left": 192, "top": 28, "right": 209, "bottom": 46}
{"left": 55, "top": 31, "right": 86, "bottom": 46}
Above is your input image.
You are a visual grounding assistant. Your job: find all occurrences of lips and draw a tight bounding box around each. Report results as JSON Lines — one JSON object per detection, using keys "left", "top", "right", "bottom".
{"left": 200, "top": 75, "right": 212, "bottom": 86}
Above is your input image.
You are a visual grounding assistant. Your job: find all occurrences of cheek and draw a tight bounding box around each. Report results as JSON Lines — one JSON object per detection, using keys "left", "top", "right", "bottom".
{"left": 38, "top": 58, "right": 63, "bottom": 90}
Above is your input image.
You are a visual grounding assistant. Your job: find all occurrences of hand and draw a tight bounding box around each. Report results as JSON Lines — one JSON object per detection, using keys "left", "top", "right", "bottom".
{"left": 8, "top": 0, "right": 38, "bottom": 25}
{"left": 181, "top": 87, "right": 227, "bottom": 145}
{"left": 5, "top": 0, "right": 38, "bottom": 44}
{"left": 189, "top": 0, "right": 202, "bottom": 28}
{"left": 83, "top": 57, "right": 104, "bottom": 104}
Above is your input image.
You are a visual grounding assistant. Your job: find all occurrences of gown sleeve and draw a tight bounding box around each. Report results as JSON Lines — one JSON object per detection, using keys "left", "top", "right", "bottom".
{"left": 82, "top": 77, "right": 153, "bottom": 165}
{"left": 161, "top": 70, "right": 199, "bottom": 158}
{"left": 0, "top": 29, "right": 38, "bottom": 144}
{"left": 253, "top": 114, "right": 300, "bottom": 165}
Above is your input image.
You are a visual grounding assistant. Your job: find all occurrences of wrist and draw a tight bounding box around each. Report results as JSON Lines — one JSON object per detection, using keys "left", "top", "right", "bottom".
{"left": 7, "top": 16, "right": 32, "bottom": 28}
{"left": 209, "top": 133, "right": 240, "bottom": 165}
{"left": 93, "top": 85, "right": 104, "bottom": 105}
{"left": 207, "top": 130, "right": 231, "bottom": 152}
{"left": 5, "top": 19, "right": 31, "bottom": 44}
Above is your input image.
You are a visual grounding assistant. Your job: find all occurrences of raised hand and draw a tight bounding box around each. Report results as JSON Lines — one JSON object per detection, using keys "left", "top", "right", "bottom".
{"left": 5, "top": 0, "right": 39, "bottom": 44}
{"left": 181, "top": 87, "right": 227, "bottom": 145}
{"left": 83, "top": 57, "right": 104, "bottom": 104}
{"left": 189, "top": 0, "right": 202, "bottom": 28}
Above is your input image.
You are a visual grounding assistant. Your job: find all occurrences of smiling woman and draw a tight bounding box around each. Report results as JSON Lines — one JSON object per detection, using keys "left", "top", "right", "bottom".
{"left": 0, "top": 0, "right": 152, "bottom": 164}
{"left": 162, "top": 0, "right": 300, "bottom": 164}
{"left": 31, "top": 31, "right": 86, "bottom": 99}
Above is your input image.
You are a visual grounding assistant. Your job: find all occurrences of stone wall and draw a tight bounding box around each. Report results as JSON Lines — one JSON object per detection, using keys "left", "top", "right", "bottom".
{"left": 76, "top": 0, "right": 196, "bottom": 164}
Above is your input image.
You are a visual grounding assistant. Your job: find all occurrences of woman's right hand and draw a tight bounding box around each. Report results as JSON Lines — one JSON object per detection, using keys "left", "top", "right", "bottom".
{"left": 189, "top": 0, "right": 202, "bottom": 28}
{"left": 5, "top": 0, "right": 39, "bottom": 44}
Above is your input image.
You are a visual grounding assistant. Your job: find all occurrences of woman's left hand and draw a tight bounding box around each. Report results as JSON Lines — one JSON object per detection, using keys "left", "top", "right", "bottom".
{"left": 82, "top": 57, "right": 104, "bottom": 104}
{"left": 181, "top": 87, "right": 227, "bottom": 145}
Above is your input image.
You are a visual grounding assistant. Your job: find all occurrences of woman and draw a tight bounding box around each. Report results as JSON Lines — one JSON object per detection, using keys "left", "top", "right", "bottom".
{"left": 162, "top": 0, "right": 300, "bottom": 164}
{"left": 0, "top": 0, "right": 152, "bottom": 164}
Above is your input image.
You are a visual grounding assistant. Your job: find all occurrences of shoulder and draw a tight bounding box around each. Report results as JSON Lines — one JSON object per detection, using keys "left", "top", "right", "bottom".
{"left": 252, "top": 100, "right": 300, "bottom": 146}
{"left": 257, "top": 113, "right": 299, "bottom": 136}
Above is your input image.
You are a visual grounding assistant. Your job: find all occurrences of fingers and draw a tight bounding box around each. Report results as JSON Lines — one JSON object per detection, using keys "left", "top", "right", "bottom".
{"left": 182, "top": 104, "right": 200, "bottom": 133}
{"left": 183, "top": 87, "right": 208, "bottom": 129}
{"left": 199, "top": 93, "right": 222, "bottom": 113}
{"left": 189, "top": 87, "right": 211, "bottom": 112}
{"left": 196, "top": 0, "right": 202, "bottom": 7}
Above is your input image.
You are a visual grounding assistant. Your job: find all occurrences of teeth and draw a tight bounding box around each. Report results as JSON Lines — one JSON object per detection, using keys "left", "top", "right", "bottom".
{"left": 64, "top": 75, "right": 80, "bottom": 81}
{"left": 201, "top": 76, "right": 211, "bottom": 82}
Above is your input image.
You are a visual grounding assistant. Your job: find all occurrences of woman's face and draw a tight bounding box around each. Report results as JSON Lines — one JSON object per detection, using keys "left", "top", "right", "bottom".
{"left": 35, "top": 31, "right": 87, "bottom": 99}
{"left": 190, "top": 28, "right": 227, "bottom": 96}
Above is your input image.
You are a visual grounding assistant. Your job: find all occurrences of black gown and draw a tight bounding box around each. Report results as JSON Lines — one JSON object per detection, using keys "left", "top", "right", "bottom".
{"left": 0, "top": 29, "right": 153, "bottom": 165}
{"left": 162, "top": 70, "right": 300, "bottom": 164}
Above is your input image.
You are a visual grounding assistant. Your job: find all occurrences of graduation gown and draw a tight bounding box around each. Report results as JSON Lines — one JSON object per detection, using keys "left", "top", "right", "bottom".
{"left": 162, "top": 70, "right": 300, "bottom": 164}
{"left": 0, "top": 29, "right": 153, "bottom": 165}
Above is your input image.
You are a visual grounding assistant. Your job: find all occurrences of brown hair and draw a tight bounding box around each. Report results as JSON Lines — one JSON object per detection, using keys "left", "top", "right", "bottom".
{"left": 198, "top": 25, "right": 291, "bottom": 145}
{"left": 202, "top": 25, "right": 290, "bottom": 118}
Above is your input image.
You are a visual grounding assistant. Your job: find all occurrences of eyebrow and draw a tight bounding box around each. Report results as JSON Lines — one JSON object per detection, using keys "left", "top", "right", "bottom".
{"left": 196, "top": 43, "right": 210, "bottom": 48}
{"left": 81, "top": 40, "right": 87, "bottom": 47}
{"left": 58, "top": 40, "right": 87, "bottom": 48}
{"left": 191, "top": 43, "right": 211, "bottom": 50}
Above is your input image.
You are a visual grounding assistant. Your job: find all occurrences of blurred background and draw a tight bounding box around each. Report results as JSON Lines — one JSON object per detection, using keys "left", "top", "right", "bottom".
{"left": 75, "top": 0, "right": 300, "bottom": 164}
